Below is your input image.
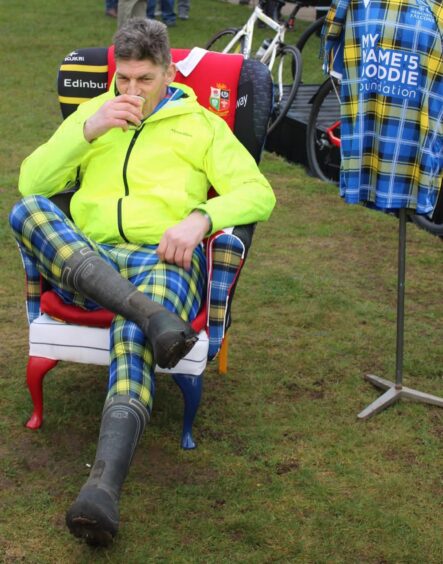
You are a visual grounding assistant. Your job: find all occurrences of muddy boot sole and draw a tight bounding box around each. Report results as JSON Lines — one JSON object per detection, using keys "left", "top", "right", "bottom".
{"left": 66, "top": 488, "right": 118, "bottom": 547}
{"left": 157, "top": 331, "right": 199, "bottom": 368}
{"left": 148, "top": 311, "right": 198, "bottom": 368}
{"left": 67, "top": 515, "right": 114, "bottom": 547}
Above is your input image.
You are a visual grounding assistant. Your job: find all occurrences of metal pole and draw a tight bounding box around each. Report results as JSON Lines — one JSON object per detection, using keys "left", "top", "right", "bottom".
{"left": 358, "top": 208, "right": 443, "bottom": 418}
{"left": 395, "top": 208, "right": 407, "bottom": 388}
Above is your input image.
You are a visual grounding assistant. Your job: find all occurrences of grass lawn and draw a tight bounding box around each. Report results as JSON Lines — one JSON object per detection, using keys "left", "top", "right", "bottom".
{"left": 1, "top": 1, "right": 442, "bottom": 562}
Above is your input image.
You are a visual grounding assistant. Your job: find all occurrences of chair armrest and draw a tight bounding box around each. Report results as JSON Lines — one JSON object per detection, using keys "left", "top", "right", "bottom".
{"left": 16, "top": 191, "right": 77, "bottom": 325}
{"left": 205, "top": 224, "right": 255, "bottom": 360}
{"left": 232, "top": 223, "right": 255, "bottom": 256}
{"left": 16, "top": 243, "right": 44, "bottom": 324}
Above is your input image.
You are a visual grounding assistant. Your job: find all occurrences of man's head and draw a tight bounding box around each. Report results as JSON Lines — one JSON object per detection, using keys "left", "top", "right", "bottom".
{"left": 114, "top": 18, "right": 172, "bottom": 68}
{"left": 113, "top": 18, "right": 176, "bottom": 117}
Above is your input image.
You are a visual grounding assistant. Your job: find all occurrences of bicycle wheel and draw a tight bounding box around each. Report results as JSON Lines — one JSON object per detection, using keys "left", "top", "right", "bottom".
{"left": 411, "top": 214, "right": 443, "bottom": 237}
{"left": 296, "top": 16, "right": 325, "bottom": 54}
{"left": 306, "top": 77, "right": 341, "bottom": 183}
{"left": 411, "top": 188, "right": 443, "bottom": 237}
{"left": 205, "top": 28, "right": 245, "bottom": 54}
{"left": 267, "top": 43, "right": 302, "bottom": 135}
{"left": 293, "top": 16, "right": 325, "bottom": 83}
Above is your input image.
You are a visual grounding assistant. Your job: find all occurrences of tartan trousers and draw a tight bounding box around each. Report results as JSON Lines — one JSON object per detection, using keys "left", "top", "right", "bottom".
{"left": 9, "top": 195, "right": 207, "bottom": 415}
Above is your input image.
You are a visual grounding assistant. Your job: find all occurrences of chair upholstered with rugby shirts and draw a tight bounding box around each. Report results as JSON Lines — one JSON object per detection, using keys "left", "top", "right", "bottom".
{"left": 20, "top": 46, "right": 273, "bottom": 449}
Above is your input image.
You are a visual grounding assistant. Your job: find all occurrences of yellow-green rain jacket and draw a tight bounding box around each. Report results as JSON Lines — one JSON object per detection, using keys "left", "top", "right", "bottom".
{"left": 19, "top": 83, "right": 275, "bottom": 244}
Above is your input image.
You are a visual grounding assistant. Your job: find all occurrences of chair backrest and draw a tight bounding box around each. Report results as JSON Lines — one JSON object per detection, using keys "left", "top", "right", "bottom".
{"left": 57, "top": 47, "right": 273, "bottom": 163}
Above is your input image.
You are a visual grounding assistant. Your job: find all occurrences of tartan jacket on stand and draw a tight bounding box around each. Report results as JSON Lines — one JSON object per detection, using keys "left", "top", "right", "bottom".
{"left": 322, "top": 0, "right": 443, "bottom": 214}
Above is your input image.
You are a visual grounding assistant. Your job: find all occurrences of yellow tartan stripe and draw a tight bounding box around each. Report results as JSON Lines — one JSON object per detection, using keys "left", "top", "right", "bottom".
{"left": 58, "top": 95, "right": 91, "bottom": 105}
{"left": 60, "top": 64, "right": 108, "bottom": 73}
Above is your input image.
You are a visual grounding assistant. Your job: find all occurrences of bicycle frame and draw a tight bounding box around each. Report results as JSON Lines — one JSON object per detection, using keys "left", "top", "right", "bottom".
{"left": 325, "top": 121, "right": 341, "bottom": 148}
{"left": 221, "top": 6, "right": 286, "bottom": 70}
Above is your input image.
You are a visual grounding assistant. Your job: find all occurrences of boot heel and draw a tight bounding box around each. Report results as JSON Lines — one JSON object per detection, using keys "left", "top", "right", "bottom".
{"left": 147, "top": 311, "right": 198, "bottom": 368}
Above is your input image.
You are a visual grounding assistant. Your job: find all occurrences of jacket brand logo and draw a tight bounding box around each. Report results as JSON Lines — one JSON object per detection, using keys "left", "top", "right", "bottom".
{"left": 171, "top": 128, "right": 192, "bottom": 137}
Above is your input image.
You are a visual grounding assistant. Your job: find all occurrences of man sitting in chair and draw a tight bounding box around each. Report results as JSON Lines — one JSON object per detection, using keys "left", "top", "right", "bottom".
{"left": 9, "top": 18, "right": 275, "bottom": 547}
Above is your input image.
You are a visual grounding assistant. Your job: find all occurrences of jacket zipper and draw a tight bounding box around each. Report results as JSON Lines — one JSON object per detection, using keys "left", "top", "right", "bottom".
{"left": 118, "top": 127, "right": 144, "bottom": 242}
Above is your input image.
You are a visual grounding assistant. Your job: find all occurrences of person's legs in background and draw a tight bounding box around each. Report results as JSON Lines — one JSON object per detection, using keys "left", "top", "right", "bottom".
{"left": 118, "top": 0, "right": 146, "bottom": 28}
{"left": 147, "top": 0, "right": 176, "bottom": 25}
{"left": 160, "top": 0, "right": 176, "bottom": 26}
{"left": 105, "top": 0, "right": 118, "bottom": 18}
{"left": 178, "top": 0, "right": 190, "bottom": 20}
{"left": 146, "top": 0, "right": 156, "bottom": 19}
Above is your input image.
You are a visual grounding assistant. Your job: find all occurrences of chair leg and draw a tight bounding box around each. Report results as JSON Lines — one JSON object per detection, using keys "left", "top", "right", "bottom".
{"left": 172, "top": 373, "right": 203, "bottom": 450}
{"left": 218, "top": 334, "right": 229, "bottom": 375}
{"left": 25, "top": 356, "right": 58, "bottom": 430}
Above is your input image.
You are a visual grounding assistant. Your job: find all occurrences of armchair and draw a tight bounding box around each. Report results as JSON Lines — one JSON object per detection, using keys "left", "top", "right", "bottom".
{"left": 19, "top": 46, "right": 273, "bottom": 449}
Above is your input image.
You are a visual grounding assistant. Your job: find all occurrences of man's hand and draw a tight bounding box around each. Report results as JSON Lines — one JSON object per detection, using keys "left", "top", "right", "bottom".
{"left": 157, "top": 212, "right": 211, "bottom": 271}
{"left": 83, "top": 95, "right": 143, "bottom": 142}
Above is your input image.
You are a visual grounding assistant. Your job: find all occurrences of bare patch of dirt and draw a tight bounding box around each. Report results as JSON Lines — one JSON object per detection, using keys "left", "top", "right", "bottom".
{"left": 382, "top": 447, "right": 418, "bottom": 466}
{"left": 429, "top": 411, "right": 443, "bottom": 439}
{"left": 131, "top": 444, "right": 219, "bottom": 487}
{"left": 275, "top": 458, "right": 300, "bottom": 475}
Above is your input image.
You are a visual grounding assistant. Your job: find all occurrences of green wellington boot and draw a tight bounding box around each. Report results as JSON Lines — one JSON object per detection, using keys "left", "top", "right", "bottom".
{"left": 66, "top": 395, "right": 149, "bottom": 546}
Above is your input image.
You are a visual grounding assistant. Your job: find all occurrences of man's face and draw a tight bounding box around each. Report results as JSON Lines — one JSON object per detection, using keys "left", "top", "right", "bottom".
{"left": 115, "top": 58, "right": 176, "bottom": 116}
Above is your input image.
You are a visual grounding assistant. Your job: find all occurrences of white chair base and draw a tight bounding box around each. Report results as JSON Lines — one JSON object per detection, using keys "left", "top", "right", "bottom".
{"left": 29, "top": 314, "right": 209, "bottom": 375}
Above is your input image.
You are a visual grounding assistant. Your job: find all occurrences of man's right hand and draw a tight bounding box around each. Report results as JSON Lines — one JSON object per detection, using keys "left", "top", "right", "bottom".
{"left": 83, "top": 95, "right": 143, "bottom": 142}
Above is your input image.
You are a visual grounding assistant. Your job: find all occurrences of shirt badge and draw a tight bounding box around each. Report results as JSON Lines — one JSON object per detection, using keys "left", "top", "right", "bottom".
{"left": 209, "top": 83, "right": 231, "bottom": 117}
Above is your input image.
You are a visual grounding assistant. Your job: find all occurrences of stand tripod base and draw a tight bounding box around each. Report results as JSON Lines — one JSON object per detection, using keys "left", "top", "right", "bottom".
{"left": 358, "top": 374, "right": 443, "bottom": 419}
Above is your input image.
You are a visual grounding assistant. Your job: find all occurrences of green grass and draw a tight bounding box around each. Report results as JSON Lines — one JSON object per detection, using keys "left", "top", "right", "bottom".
{"left": 1, "top": 1, "right": 443, "bottom": 562}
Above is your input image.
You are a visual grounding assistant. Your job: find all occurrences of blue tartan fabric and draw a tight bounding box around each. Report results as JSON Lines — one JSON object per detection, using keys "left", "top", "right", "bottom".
{"left": 18, "top": 248, "right": 44, "bottom": 324}
{"left": 206, "top": 231, "right": 245, "bottom": 360}
{"left": 9, "top": 195, "right": 206, "bottom": 413}
{"left": 322, "top": 0, "right": 443, "bottom": 214}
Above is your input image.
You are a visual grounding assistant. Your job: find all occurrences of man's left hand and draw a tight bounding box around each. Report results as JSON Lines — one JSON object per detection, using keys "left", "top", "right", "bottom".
{"left": 157, "top": 212, "right": 211, "bottom": 271}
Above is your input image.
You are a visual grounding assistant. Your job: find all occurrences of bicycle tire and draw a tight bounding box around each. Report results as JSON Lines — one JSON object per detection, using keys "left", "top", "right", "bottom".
{"left": 295, "top": 16, "right": 326, "bottom": 54}
{"left": 267, "top": 43, "right": 302, "bottom": 135}
{"left": 411, "top": 187, "right": 443, "bottom": 237}
{"left": 306, "top": 77, "right": 341, "bottom": 183}
{"left": 205, "top": 28, "right": 245, "bottom": 54}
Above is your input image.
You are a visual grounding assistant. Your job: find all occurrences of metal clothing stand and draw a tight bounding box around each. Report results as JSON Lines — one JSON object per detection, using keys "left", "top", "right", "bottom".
{"left": 358, "top": 208, "right": 443, "bottom": 419}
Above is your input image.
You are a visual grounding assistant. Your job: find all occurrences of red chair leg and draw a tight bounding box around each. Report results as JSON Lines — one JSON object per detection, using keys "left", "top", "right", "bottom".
{"left": 25, "top": 356, "right": 58, "bottom": 430}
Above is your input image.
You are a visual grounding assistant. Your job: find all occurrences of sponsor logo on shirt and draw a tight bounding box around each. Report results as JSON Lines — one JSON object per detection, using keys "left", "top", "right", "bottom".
{"left": 209, "top": 83, "right": 231, "bottom": 117}
{"left": 236, "top": 94, "right": 248, "bottom": 109}
{"left": 65, "top": 51, "right": 85, "bottom": 62}
{"left": 63, "top": 78, "right": 107, "bottom": 90}
{"left": 360, "top": 33, "right": 420, "bottom": 100}
{"left": 409, "top": 0, "right": 434, "bottom": 24}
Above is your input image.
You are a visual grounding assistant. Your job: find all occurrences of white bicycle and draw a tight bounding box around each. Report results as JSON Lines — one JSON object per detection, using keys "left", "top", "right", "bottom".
{"left": 206, "top": 1, "right": 303, "bottom": 134}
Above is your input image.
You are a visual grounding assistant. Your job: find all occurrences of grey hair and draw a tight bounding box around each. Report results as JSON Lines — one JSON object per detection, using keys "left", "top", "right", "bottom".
{"left": 113, "top": 18, "right": 171, "bottom": 68}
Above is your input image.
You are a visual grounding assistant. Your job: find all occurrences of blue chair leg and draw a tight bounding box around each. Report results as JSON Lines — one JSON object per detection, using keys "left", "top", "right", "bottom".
{"left": 172, "top": 373, "right": 203, "bottom": 450}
